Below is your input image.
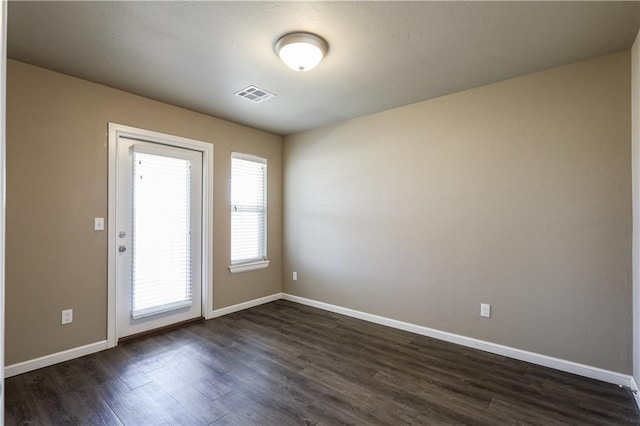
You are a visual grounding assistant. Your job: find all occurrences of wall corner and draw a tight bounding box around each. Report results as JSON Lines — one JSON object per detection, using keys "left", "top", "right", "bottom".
{"left": 632, "top": 29, "right": 640, "bottom": 400}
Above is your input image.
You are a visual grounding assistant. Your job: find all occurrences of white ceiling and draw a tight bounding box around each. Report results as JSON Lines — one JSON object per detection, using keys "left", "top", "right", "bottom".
{"left": 7, "top": 1, "right": 640, "bottom": 136}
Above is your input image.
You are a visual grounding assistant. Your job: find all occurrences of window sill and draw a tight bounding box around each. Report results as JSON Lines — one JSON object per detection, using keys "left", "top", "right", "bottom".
{"left": 229, "top": 260, "right": 270, "bottom": 274}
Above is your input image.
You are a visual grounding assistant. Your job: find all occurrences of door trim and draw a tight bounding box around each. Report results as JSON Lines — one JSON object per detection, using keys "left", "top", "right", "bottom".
{"left": 107, "top": 123, "right": 214, "bottom": 348}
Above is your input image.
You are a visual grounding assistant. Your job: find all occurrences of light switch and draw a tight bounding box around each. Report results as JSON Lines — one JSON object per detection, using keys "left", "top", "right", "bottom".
{"left": 94, "top": 217, "right": 105, "bottom": 231}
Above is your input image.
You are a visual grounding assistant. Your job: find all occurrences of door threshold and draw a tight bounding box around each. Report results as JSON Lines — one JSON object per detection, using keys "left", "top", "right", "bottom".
{"left": 117, "top": 316, "right": 205, "bottom": 344}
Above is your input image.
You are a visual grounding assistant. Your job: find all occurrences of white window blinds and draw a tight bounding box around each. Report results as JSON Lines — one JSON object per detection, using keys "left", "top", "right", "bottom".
{"left": 132, "top": 151, "right": 193, "bottom": 319}
{"left": 231, "top": 153, "right": 267, "bottom": 266}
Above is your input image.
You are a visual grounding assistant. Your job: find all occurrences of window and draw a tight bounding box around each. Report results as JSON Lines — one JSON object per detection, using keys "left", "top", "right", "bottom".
{"left": 131, "top": 149, "right": 198, "bottom": 318}
{"left": 229, "top": 152, "right": 269, "bottom": 273}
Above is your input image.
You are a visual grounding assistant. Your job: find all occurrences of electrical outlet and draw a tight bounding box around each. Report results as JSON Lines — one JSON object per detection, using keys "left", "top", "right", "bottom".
{"left": 61, "top": 309, "right": 73, "bottom": 325}
{"left": 480, "top": 303, "right": 491, "bottom": 318}
{"left": 292, "top": 271, "right": 298, "bottom": 281}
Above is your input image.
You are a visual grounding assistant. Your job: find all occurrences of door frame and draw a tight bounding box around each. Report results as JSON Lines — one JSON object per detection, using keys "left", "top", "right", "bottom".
{"left": 107, "top": 123, "right": 214, "bottom": 348}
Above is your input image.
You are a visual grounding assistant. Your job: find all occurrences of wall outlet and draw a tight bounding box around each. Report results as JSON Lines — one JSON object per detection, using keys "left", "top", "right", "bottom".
{"left": 94, "top": 217, "right": 105, "bottom": 231}
{"left": 480, "top": 303, "right": 491, "bottom": 318}
{"left": 61, "top": 309, "right": 73, "bottom": 325}
{"left": 292, "top": 271, "right": 298, "bottom": 281}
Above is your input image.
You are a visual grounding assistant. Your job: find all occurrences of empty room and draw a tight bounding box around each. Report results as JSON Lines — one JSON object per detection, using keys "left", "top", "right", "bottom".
{"left": 3, "top": 1, "right": 640, "bottom": 424}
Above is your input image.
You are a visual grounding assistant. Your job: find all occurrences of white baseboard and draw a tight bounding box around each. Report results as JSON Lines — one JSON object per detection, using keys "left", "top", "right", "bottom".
{"left": 5, "top": 292, "right": 636, "bottom": 400}
{"left": 4, "top": 340, "right": 108, "bottom": 378}
{"left": 5, "top": 293, "right": 283, "bottom": 377}
{"left": 631, "top": 377, "right": 640, "bottom": 409}
{"left": 208, "top": 292, "right": 282, "bottom": 319}
{"left": 281, "top": 293, "right": 634, "bottom": 389}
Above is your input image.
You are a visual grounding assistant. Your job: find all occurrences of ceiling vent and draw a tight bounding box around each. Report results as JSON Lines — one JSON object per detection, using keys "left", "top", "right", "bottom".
{"left": 234, "top": 85, "right": 276, "bottom": 103}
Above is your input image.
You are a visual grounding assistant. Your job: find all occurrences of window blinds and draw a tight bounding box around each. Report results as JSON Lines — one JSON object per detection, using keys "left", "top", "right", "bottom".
{"left": 231, "top": 154, "right": 267, "bottom": 265}
{"left": 132, "top": 151, "right": 193, "bottom": 319}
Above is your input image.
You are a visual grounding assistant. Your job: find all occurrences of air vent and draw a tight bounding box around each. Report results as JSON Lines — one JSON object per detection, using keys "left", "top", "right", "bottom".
{"left": 234, "top": 85, "right": 276, "bottom": 103}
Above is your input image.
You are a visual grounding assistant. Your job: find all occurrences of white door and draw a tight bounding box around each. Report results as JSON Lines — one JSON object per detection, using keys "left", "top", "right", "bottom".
{"left": 116, "top": 137, "right": 202, "bottom": 339}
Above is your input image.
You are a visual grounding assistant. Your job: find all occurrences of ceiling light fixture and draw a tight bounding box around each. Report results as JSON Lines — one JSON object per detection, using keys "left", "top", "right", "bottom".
{"left": 275, "top": 32, "right": 328, "bottom": 72}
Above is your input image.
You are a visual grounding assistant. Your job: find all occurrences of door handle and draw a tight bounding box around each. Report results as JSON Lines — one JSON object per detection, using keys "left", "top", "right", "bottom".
{"left": 118, "top": 245, "right": 127, "bottom": 253}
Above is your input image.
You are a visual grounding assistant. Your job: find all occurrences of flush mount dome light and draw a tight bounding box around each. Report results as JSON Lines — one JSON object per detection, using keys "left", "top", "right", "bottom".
{"left": 275, "top": 32, "right": 328, "bottom": 72}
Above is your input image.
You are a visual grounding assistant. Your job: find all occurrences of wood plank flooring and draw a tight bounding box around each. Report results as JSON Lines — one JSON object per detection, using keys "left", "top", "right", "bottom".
{"left": 5, "top": 300, "right": 640, "bottom": 425}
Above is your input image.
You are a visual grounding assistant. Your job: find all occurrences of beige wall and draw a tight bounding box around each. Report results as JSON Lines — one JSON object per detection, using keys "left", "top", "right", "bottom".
{"left": 6, "top": 50, "right": 634, "bottom": 373}
{"left": 6, "top": 60, "right": 282, "bottom": 365}
{"left": 284, "top": 51, "right": 632, "bottom": 373}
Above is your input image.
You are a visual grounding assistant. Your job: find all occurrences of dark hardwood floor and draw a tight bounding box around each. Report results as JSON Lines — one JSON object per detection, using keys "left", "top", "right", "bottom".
{"left": 5, "top": 300, "right": 640, "bottom": 425}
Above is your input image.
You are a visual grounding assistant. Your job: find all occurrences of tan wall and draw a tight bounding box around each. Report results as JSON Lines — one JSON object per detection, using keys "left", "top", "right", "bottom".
{"left": 284, "top": 51, "right": 632, "bottom": 373}
{"left": 6, "top": 60, "right": 282, "bottom": 365}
